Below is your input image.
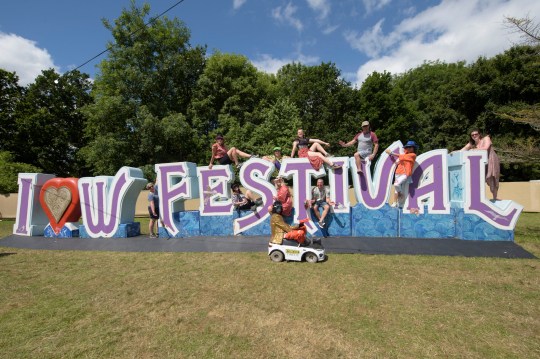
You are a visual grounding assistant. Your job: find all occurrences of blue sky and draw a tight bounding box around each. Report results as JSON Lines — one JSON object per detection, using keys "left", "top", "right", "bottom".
{"left": 1, "top": 0, "right": 538, "bottom": 86}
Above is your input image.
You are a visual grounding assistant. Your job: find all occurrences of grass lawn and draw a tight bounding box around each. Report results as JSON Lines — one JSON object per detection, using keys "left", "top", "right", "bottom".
{"left": 0, "top": 214, "right": 538, "bottom": 358}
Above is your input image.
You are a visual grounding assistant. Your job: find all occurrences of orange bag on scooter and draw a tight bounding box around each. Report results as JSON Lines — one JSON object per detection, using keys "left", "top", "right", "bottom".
{"left": 283, "top": 218, "right": 309, "bottom": 244}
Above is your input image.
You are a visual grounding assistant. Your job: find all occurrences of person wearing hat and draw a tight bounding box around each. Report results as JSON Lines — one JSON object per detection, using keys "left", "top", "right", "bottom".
{"left": 339, "top": 120, "right": 379, "bottom": 174}
{"left": 262, "top": 146, "right": 290, "bottom": 179}
{"left": 385, "top": 140, "right": 418, "bottom": 207}
{"left": 209, "top": 134, "right": 257, "bottom": 170}
{"left": 272, "top": 176, "right": 293, "bottom": 216}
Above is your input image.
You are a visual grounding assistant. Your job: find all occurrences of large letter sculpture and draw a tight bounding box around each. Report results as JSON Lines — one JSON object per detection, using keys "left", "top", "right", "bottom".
{"left": 13, "top": 173, "right": 55, "bottom": 236}
{"left": 78, "top": 167, "right": 146, "bottom": 238}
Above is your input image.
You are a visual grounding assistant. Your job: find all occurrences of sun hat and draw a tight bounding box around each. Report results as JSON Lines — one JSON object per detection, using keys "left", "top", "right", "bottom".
{"left": 273, "top": 146, "right": 282, "bottom": 151}
{"left": 361, "top": 120, "right": 370, "bottom": 127}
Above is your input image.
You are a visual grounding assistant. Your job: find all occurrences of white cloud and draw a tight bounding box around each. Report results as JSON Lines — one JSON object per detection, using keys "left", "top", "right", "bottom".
{"left": 272, "top": 2, "right": 304, "bottom": 32}
{"left": 306, "top": 0, "right": 331, "bottom": 20}
{"left": 0, "top": 32, "right": 58, "bottom": 86}
{"left": 251, "top": 53, "right": 319, "bottom": 74}
{"left": 322, "top": 24, "right": 340, "bottom": 35}
{"left": 362, "top": 0, "right": 392, "bottom": 14}
{"left": 233, "top": 0, "right": 247, "bottom": 10}
{"left": 350, "top": 0, "right": 540, "bottom": 86}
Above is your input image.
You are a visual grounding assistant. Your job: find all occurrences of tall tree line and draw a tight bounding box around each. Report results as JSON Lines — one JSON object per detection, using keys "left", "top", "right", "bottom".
{"left": 1, "top": 2, "right": 538, "bottom": 193}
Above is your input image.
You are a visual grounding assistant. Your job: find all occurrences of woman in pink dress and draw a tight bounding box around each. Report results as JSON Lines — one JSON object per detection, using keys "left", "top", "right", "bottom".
{"left": 290, "top": 129, "right": 341, "bottom": 170}
{"left": 460, "top": 129, "right": 501, "bottom": 200}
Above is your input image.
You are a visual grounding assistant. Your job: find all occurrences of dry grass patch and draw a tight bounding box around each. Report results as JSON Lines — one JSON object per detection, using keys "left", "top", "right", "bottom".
{"left": 0, "top": 213, "right": 539, "bottom": 358}
{"left": 0, "top": 248, "right": 539, "bottom": 358}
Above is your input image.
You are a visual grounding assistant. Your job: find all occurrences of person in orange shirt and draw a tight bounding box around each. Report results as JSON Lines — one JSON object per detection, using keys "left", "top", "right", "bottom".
{"left": 386, "top": 140, "right": 418, "bottom": 207}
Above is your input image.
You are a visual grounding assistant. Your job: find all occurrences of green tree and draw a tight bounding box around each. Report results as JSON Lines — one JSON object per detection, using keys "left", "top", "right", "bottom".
{"left": 393, "top": 62, "right": 470, "bottom": 151}
{"left": 13, "top": 69, "right": 92, "bottom": 176}
{"left": 82, "top": 1, "right": 205, "bottom": 175}
{"left": 0, "top": 151, "right": 42, "bottom": 194}
{"left": 188, "top": 52, "right": 267, "bottom": 162}
{"left": 250, "top": 98, "right": 301, "bottom": 155}
{"left": 0, "top": 69, "right": 24, "bottom": 152}
{"left": 275, "top": 62, "right": 360, "bottom": 151}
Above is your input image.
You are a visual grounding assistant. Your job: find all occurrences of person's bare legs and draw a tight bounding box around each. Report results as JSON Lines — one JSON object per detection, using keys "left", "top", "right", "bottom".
{"left": 307, "top": 151, "right": 339, "bottom": 167}
{"left": 354, "top": 152, "right": 363, "bottom": 173}
{"left": 149, "top": 218, "right": 157, "bottom": 236}
{"left": 312, "top": 204, "right": 321, "bottom": 221}
{"left": 309, "top": 142, "right": 329, "bottom": 156}
{"left": 229, "top": 147, "right": 252, "bottom": 159}
{"left": 227, "top": 148, "right": 240, "bottom": 165}
{"left": 320, "top": 204, "right": 330, "bottom": 223}
{"left": 487, "top": 178, "right": 499, "bottom": 200}
{"left": 245, "top": 189, "right": 263, "bottom": 208}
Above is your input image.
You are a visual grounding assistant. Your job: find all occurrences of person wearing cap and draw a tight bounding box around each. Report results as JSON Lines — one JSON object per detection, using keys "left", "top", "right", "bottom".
{"left": 291, "top": 129, "right": 342, "bottom": 170}
{"left": 209, "top": 134, "right": 257, "bottom": 170}
{"left": 262, "top": 146, "right": 290, "bottom": 179}
{"left": 339, "top": 120, "right": 379, "bottom": 174}
{"left": 272, "top": 176, "right": 292, "bottom": 216}
{"left": 385, "top": 140, "right": 418, "bottom": 207}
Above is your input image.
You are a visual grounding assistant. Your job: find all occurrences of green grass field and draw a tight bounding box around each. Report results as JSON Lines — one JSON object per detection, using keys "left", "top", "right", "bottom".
{"left": 0, "top": 214, "right": 538, "bottom": 358}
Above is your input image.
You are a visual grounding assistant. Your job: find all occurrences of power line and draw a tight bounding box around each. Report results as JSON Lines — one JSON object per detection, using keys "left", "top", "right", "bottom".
{"left": 71, "top": 0, "right": 187, "bottom": 73}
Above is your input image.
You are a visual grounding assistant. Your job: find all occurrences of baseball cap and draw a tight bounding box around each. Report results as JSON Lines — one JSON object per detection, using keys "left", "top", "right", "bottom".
{"left": 361, "top": 120, "right": 370, "bottom": 127}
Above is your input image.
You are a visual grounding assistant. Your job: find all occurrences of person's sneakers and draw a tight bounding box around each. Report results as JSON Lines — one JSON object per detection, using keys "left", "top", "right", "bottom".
{"left": 356, "top": 169, "right": 363, "bottom": 174}
{"left": 254, "top": 198, "right": 263, "bottom": 206}
{"left": 150, "top": 233, "right": 157, "bottom": 238}
{"left": 236, "top": 163, "right": 243, "bottom": 169}
{"left": 325, "top": 153, "right": 333, "bottom": 157}
{"left": 331, "top": 163, "right": 342, "bottom": 169}
{"left": 390, "top": 202, "right": 397, "bottom": 208}
{"left": 318, "top": 221, "right": 325, "bottom": 228}
{"left": 250, "top": 154, "right": 259, "bottom": 158}
{"left": 250, "top": 205, "right": 258, "bottom": 212}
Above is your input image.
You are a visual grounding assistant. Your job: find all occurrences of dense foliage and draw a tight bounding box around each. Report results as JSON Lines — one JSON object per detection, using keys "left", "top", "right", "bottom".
{"left": 0, "top": 2, "right": 538, "bottom": 192}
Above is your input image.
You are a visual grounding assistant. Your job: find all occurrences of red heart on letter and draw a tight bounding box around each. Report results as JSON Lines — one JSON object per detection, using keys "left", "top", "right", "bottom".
{"left": 40, "top": 178, "right": 82, "bottom": 235}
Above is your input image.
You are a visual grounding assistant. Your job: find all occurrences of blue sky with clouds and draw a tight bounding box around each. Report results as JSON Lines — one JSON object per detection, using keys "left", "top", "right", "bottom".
{"left": 0, "top": 0, "right": 538, "bottom": 86}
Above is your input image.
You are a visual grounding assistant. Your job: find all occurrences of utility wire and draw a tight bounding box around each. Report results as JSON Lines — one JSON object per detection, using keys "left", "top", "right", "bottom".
{"left": 70, "top": 0, "right": 187, "bottom": 73}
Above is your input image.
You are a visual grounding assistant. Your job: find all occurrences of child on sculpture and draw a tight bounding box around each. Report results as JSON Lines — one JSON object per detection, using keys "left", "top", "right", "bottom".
{"left": 291, "top": 129, "right": 341, "bottom": 171}
{"left": 338, "top": 120, "right": 379, "bottom": 174}
{"left": 386, "top": 140, "right": 418, "bottom": 207}
{"left": 209, "top": 134, "right": 257, "bottom": 169}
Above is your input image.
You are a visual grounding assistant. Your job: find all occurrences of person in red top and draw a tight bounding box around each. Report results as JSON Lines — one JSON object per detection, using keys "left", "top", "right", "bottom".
{"left": 272, "top": 176, "right": 292, "bottom": 217}
{"left": 209, "top": 134, "right": 257, "bottom": 169}
{"left": 290, "top": 129, "right": 341, "bottom": 171}
{"left": 386, "top": 140, "right": 418, "bottom": 207}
